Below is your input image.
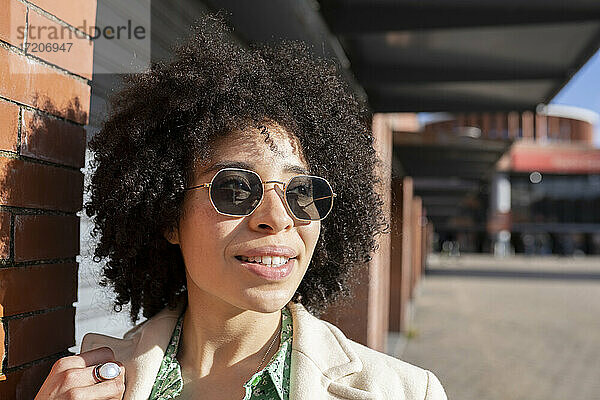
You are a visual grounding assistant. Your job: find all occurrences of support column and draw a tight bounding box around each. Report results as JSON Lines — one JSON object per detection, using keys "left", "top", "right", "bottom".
{"left": 388, "top": 176, "right": 413, "bottom": 333}
{"left": 420, "top": 209, "right": 429, "bottom": 276}
{"left": 410, "top": 197, "right": 423, "bottom": 298}
{"left": 322, "top": 114, "right": 392, "bottom": 351}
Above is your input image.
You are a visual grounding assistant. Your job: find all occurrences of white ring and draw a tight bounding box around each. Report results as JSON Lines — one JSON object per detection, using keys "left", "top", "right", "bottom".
{"left": 94, "top": 362, "right": 121, "bottom": 382}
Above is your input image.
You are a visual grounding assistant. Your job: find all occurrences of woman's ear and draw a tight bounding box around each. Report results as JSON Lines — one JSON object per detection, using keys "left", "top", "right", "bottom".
{"left": 164, "top": 228, "right": 180, "bottom": 245}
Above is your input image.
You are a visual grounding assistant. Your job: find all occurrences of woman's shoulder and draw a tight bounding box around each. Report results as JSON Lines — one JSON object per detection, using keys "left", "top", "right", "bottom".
{"left": 288, "top": 302, "right": 447, "bottom": 399}
{"left": 342, "top": 334, "right": 446, "bottom": 399}
{"left": 81, "top": 303, "right": 184, "bottom": 354}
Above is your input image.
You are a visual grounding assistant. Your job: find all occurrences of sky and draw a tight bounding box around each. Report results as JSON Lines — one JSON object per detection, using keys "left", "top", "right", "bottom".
{"left": 551, "top": 49, "right": 600, "bottom": 147}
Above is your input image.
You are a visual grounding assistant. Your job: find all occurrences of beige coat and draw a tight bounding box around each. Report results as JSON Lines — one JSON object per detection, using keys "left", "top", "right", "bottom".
{"left": 82, "top": 301, "right": 447, "bottom": 400}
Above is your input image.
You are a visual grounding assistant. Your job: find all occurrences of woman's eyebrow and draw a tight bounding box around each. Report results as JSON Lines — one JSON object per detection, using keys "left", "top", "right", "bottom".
{"left": 203, "top": 161, "right": 310, "bottom": 175}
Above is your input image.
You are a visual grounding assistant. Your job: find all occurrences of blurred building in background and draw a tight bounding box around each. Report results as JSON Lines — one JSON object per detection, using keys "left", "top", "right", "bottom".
{"left": 412, "top": 105, "right": 600, "bottom": 255}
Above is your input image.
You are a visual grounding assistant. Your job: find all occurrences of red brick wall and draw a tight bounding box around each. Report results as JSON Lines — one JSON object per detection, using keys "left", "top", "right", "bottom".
{"left": 0, "top": 0, "right": 95, "bottom": 397}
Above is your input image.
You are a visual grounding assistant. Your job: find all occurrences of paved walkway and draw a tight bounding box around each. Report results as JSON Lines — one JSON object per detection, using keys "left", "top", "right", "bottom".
{"left": 395, "top": 255, "right": 600, "bottom": 400}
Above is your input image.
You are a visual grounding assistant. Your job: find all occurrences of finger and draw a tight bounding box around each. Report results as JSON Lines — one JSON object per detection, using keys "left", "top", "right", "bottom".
{"left": 35, "top": 361, "right": 124, "bottom": 399}
{"left": 64, "top": 371, "right": 125, "bottom": 400}
{"left": 59, "top": 362, "right": 124, "bottom": 388}
{"left": 79, "top": 346, "right": 117, "bottom": 367}
{"left": 49, "top": 347, "right": 116, "bottom": 374}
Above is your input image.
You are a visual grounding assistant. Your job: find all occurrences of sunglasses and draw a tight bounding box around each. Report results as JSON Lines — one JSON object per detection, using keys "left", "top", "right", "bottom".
{"left": 182, "top": 168, "right": 336, "bottom": 221}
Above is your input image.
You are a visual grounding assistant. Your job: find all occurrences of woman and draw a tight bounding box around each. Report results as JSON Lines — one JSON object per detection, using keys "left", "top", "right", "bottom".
{"left": 36, "top": 17, "right": 447, "bottom": 400}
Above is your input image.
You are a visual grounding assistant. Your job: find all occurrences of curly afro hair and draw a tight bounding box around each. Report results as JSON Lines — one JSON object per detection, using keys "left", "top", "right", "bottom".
{"left": 85, "top": 16, "right": 388, "bottom": 323}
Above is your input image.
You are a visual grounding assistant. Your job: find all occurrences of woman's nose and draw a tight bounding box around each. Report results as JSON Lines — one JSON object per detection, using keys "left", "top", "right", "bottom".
{"left": 247, "top": 182, "right": 294, "bottom": 233}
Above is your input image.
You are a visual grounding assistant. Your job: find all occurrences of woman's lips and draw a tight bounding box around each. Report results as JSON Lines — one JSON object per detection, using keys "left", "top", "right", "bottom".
{"left": 236, "top": 257, "right": 295, "bottom": 280}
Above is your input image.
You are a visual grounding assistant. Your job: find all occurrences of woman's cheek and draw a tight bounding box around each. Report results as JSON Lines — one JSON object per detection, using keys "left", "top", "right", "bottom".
{"left": 304, "top": 223, "right": 321, "bottom": 253}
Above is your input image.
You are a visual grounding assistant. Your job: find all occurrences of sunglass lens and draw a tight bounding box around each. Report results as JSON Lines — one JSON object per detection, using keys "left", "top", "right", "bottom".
{"left": 210, "top": 169, "right": 263, "bottom": 216}
{"left": 286, "top": 176, "right": 334, "bottom": 221}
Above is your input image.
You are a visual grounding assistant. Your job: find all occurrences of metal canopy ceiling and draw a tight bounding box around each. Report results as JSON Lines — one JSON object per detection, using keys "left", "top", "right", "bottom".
{"left": 319, "top": 0, "right": 600, "bottom": 112}
{"left": 203, "top": 0, "right": 600, "bottom": 113}
{"left": 393, "top": 141, "right": 510, "bottom": 180}
{"left": 200, "top": 0, "right": 362, "bottom": 94}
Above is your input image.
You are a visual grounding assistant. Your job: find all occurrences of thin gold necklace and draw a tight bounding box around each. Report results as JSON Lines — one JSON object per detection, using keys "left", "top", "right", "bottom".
{"left": 253, "top": 316, "right": 282, "bottom": 375}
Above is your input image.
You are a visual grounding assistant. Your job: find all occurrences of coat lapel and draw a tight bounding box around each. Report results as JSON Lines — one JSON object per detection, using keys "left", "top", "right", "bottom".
{"left": 287, "top": 302, "right": 376, "bottom": 400}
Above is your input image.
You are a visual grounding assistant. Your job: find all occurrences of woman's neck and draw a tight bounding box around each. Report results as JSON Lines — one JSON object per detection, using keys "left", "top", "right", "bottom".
{"left": 177, "top": 286, "right": 282, "bottom": 379}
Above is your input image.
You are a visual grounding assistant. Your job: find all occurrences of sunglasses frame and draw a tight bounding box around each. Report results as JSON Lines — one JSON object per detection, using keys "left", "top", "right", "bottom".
{"left": 183, "top": 167, "right": 337, "bottom": 221}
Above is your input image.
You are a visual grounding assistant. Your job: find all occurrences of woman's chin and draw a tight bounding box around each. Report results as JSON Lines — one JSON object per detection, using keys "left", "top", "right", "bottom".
{"left": 185, "top": 277, "right": 294, "bottom": 313}
{"left": 239, "top": 289, "right": 295, "bottom": 313}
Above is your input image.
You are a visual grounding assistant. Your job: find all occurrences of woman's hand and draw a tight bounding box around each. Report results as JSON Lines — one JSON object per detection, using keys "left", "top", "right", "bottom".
{"left": 35, "top": 347, "right": 125, "bottom": 400}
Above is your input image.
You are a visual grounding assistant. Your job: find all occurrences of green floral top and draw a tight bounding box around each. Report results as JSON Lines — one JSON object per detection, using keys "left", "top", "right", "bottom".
{"left": 148, "top": 305, "right": 293, "bottom": 400}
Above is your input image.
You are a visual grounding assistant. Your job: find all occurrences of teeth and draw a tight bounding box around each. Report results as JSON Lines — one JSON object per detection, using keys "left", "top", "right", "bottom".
{"left": 240, "top": 255, "right": 290, "bottom": 266}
